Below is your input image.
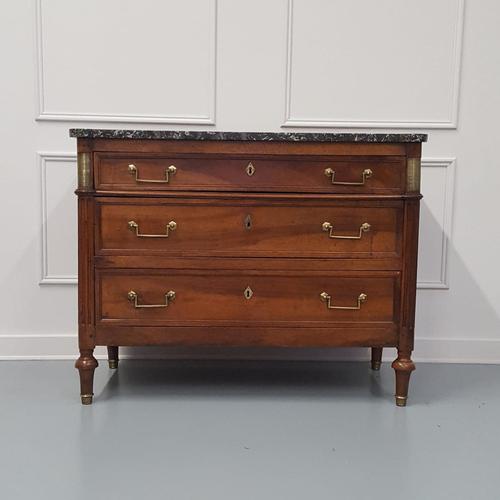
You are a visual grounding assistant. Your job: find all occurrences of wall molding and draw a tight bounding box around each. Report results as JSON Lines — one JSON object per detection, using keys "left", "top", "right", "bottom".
{"left": 1, "top": 334, "right": 499, "bottom": 364}
{"left": 417, "top": 158, "right": 456, "bottom": 289}
{"left": 39, "top": 152, "right": 78, "bottom": 285}
{"left": 34, "top": 0, "right": 218, "bottom": 124}
{"left": 282, "top": 0, "right": 465, "bottom": 129}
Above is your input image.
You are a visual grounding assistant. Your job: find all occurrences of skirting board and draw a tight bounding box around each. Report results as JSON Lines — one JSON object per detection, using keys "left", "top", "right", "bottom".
{"left": 0, "top": 335, "right": 499, "bottom": 364}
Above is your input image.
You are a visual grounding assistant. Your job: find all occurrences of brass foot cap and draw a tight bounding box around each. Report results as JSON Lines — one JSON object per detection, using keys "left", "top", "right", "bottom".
{"left": 108, "top": 360, "right": 118, "bottom": 369}
{"left": 371, "top": 361, "right": 381, "bottom": 371}
{"left": 81, "top": 394, "right": 93, "bottom": 405}
{"left": 395, "top": 396, "right": 407, "bottom": 407}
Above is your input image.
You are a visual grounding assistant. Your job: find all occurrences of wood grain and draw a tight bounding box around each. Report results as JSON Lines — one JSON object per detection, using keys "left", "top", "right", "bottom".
{"left": 97, "top": 199, "right": 402, "bottom": 259}
{"left": 95, "top": 153, "right": 405, "bottom": 194}
{"left": 96, "top": 269, "right": 399, "bottom": 327}
{"left": 75, "top": 138, "right": 421, "bottom": 405}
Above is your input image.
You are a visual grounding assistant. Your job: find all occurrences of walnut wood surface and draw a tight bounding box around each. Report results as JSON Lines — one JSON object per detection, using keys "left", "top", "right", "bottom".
{"left": 95, "top": 325, "right": 398, "bottom": 348}
{"left": 95, "top": 153, "right": 405, "bottom": 194}
{"left": 97, "top": 199, "right": 402, "bottom": 259}
{"left": 97, "top": 270, "right": 399, "bottom": 326}
{"left": 75, "top": 138, "right": 421, "bottom": 406}
{"left": 90, "top": 139, "right": 407, "bottom": 156}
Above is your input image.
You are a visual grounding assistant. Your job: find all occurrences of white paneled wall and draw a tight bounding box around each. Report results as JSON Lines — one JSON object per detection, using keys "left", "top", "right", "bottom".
{"left": 0, "top": 0, "right": 499, "bottom": 362}
{"left": 36, "top": 0, "right": 217, "bottom": 123}
{"left": 284, "top": 0, "right": 464, "bottom": 128}
{"left": 418, "top": 159, "right": 456, "bottom": 289}
{"left": 39, "top": 153, "right": 77, "bottom": 284}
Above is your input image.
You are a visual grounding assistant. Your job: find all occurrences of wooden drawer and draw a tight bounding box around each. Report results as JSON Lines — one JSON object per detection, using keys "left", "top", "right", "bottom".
{"left": 94, "top": 153, "right": 405, "bottom": 194}
{"left": 97, "top": 199, "right": 402, "bottom": 259}
{"left": 96, "top": 270, "right": 399, "bottom": 327}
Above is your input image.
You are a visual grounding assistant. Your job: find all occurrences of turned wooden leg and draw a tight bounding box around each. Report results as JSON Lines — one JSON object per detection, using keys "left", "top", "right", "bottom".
{"left": 107, "top": 346, "right": 119, "bottom": 369}
{"left": 391, "top": 351, "right": 415, "bottom": 407}
{"left": 371, "top": 347, "right": 383, "bottom": 370}
{"left": 75, "top": 349, "right": 98, "bottom": 405}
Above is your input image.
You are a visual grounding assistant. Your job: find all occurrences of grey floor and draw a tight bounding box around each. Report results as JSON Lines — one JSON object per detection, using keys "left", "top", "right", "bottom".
{"left": 1, "top": 360, "right": 499, "bottom": 500}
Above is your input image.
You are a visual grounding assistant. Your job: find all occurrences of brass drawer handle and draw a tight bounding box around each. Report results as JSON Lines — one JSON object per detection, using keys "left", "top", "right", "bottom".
{"left": 320, "top": 292, "right": 367, "bottom": 310}
{"left": 324, "top": 168, "right": 372, "bottom": 186}
{"left": 128, "top": 220, "right": 177, "bottom": 238}
{"left": 127, "top": 290, "right": 176, "bottom": 309}
{"left": 322, "top": 221, "right": 371, "bottom": 239}
{"left": 128, "top": 163, "right": 177, "bottom": 183}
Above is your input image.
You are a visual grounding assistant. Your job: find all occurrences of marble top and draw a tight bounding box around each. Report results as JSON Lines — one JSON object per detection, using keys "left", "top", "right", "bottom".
{"left": 69, "top": 129, "right": 427, "bottom": 143}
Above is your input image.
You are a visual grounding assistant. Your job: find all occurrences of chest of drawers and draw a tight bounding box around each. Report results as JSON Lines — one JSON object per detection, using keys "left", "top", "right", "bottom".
{"left": 71, "top": 129, "right": 426, "bottom": 406}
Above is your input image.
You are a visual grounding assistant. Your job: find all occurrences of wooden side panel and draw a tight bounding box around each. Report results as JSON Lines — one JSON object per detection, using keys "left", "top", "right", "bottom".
{"left": 399, "top": 198, "right": 421, "bottom": 352}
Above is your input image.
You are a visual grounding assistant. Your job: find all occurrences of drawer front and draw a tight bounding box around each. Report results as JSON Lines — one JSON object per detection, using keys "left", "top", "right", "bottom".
{"left": 95, "top": 154, "right": 405, "bottom": 193}
{"left": 97, "top": 270, "right": 399, "bottom": 327}
{"left": 97, "top": 200, "right": 402, "bottom": 259}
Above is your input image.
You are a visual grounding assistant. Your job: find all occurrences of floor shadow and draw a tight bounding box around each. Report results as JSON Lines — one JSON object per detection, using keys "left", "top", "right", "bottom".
{"left": 94, "top": 358, "right": 500, "bottom": 406}
{"left": 96, "top": 359, "right": 392, "bottom": 403}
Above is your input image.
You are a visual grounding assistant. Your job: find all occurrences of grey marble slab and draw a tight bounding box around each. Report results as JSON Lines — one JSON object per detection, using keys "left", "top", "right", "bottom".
{"left": 69, "top": 129, "right": 427, "bottom": 143}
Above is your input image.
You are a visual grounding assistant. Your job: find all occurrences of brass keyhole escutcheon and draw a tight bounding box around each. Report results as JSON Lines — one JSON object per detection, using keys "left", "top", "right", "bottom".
{"left": 244, "top": 214, "right": 252, "bottom": 230}
{"left": 244, "top": 286, "right": 253, "bottom": 300}
{"left": 246, "top": 162, "right": 256, "bottom": 176}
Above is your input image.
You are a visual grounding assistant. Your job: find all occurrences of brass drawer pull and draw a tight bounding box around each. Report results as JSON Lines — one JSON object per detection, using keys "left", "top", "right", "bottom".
{"left": 127, "top": 290, "right": 176, "bottom": 309}
{"left": 128, "top": 163, "right": 177, "bottom": 183}
{"left": 320, "top": 292, "right": 367, "bottom": 310}
{"left": 128, "top": 220, "right": 177, "bottom": 238}
{"left": 324, "top": 167, "right": 372, "bottom": 186}
{"left": 322, "top": 221, "right": 371, "bottom": 239}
